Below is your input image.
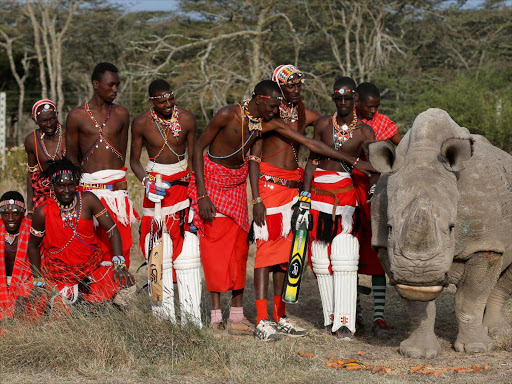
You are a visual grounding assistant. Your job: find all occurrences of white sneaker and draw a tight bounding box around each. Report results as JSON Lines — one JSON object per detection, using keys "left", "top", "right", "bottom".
{"left": 277, "top": 316, "right": 307, "bottom": 337}
{"left": 255, "top": 319, "right": 281, "bottom": 341}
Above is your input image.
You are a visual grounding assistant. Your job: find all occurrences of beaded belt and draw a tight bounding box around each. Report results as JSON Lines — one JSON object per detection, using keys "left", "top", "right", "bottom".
{"left": 259, "top": 173, "right": 302, "bottom": 189}
{"left": 80, "top": 181, "right": 128, "bottom": 191}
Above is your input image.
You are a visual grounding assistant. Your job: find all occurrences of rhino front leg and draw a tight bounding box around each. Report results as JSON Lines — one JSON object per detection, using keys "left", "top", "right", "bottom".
{"left": 454, "top": 251, "right": 501, "bottom": 353}
{"left": 483, "top": 260, "right": 512, "bottom": 336}
{"left": 400, "top": 300, "right": 441, "bottom": 358}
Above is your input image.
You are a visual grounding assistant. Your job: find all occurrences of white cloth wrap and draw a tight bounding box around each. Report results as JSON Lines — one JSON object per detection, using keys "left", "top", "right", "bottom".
{"left": 311, "top": 169, "right": 355, "bottom": 233}
{"left": 80, "top": 169, "right": 137, "bottom": 226}
{"left": 142, "top": 159, "right": 191, "bottom": 218}
{"left": 311, "top": 241, "right": 334, "bottom": 327}
{"left": 253, "top": 196, "right": 298, "bottom": 241}
{"left": 330, "top": 233, "right": 359, "bottom": 333}
{"left": 174, "top": 231, "right": 202, "bottom": 328}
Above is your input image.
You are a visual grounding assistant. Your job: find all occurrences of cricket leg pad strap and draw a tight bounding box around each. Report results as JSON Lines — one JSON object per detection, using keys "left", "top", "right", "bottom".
{"left": 311, "top": 241, "right": 334, "bottom": 327}
{"left": 330, "top": 233, "right": 359, "bottom": 333}
{"left": 154, "top": 232, "right": 175, "bottom": 321}
{"left": 174, "top": 231, "right": 202, "bottom": 328}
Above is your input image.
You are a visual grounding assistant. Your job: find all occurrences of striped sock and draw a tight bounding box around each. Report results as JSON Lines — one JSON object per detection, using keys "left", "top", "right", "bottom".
{"left": 372, "top": 275, "right": 386, "bottom": 322}
{"left": 356, "top": 292, "right": 363, "bottom": 322}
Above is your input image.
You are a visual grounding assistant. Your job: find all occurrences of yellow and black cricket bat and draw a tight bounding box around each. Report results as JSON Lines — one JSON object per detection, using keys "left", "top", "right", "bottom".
{"left": 282, "top": 227, "right": 309, "bottom": 303}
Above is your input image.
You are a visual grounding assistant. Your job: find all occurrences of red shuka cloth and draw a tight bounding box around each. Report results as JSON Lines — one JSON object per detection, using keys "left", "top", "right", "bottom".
{"left": 361, "top": 111, "right": 398, "bottom": 141}
{"left": 255, "top": 162, "right": 301, "bottom": 269}
{"left": 41, "top": 198, "right": 119, "bottom": 302}
{"left": 200, "top": 216, "right": 248, "bottom": 292}
{"left": 188, "top": 154, "right": 249, "bottom": 236}
{"left": 0, "top": 219, "right": 32, "bottom": 319}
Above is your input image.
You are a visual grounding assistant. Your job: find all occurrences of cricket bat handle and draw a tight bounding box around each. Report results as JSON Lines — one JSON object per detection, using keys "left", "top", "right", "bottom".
{"left": 155, "top": 174, "right": 163, "bottom": 221}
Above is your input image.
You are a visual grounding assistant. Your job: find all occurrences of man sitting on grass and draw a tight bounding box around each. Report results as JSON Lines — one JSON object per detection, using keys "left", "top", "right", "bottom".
{"left": 28, "top": 159, "right": 135, "bottom": 313}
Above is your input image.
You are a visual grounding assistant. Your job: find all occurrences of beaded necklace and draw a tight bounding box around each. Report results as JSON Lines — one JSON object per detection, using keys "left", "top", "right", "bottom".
{"left": 332, "top": 111, "right": 357, "bottom": 150}
{"left": 48, "top": 193, "right": 84, "bottom": 255}
{"left": 280, "top": 103, "right": 298, "bottom": 123}
{"left": 5, "top": 239, "right": 18, "bottom": 254}
{"left": 149, "top": 108, "right": 186, "bottom": 170}
{"left": 82, "top": 102, "right": 123, "bottom": 163}
{"left": 39, "top": 123, "right": 63, "bottom": 161}
{"left": 151, "top": 107, "right": 181, "bottom": 140}
{"left": 5, "top": 232, "right": 18, "bottom": 246}
{"left": 56, "top": 194, "right": 81, "bottom": 229}
{"left": 242, "top": 99, "right": 263, "bottom": 132}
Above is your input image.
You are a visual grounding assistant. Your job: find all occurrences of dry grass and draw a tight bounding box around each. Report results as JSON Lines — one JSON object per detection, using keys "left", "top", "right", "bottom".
{"left": 1, "top": 148, "right": 512, "bottom": 383}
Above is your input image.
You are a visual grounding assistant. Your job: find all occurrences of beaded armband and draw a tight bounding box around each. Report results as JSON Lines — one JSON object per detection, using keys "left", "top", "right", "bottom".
{"left": 247, "top": 155, "right": 261, "bottom": 163}
{"left": 353, "top": 157, "right": 360, "bottom": 167}
{"left": 112, "top": 256, "right": 127, "bottom": 271}
{"left": 94, "top": 208, "right": 108, "bottom": 219}
{"left": 27, "top": 164, "right": 39, "bottom": 173}
{"left": 30, "top": 227, "right": 45, "bottom": 237}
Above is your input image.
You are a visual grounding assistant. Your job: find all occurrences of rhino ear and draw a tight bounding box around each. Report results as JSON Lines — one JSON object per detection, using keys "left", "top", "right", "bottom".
{"left": 368, "top": 141, "right": 402, "bottom": 174}
{"left": 440, "top": 138, "right": 473, "bottom": 172}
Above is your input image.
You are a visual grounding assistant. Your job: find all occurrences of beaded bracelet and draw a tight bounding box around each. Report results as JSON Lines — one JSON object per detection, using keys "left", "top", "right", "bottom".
{"left": 311, "top": 159, "right": 319, "bottom": 166}
{"left": 141, "top": 176, "right": 149, "bottom": 187}
{"left": 30, "top": 227, "right": 45, "bottom": 237}
{"left": 247, "top": 155, "right": 261, "bottom": 163}
{"left": 251, "top": 196, "right": 263, "bottom": 205}
{"left": 198, "top": 193, "right": 208, "bottom": 201}
{"left": 112, "top": 256, "right": 127, "bottom": 271}
{"left": 106, "top": 223, "right": 117, "bottom": 238}
{"left": 33, "top": 277, "right": 46, "bottom": 288}
{"left": 353, "top": 157, "right": 360, "bottom": 167}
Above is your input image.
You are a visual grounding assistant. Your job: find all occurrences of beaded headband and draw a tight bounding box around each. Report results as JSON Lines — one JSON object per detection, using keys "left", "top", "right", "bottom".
{"left": 32, "top": 99, "right": 57, "bottom": 120}
{"left": 149, "top": 92, "right": 175, "bottom": 100}
{"left": 252, "top": 93, "right": 284, "bottom": 102}
{"left": 0, "top": 199, "right": 25, "bottom": 212}
{"left": 334, "top": 88, "right": 355, "bottom": 96}
{"left": 272, "top": 65, "right": 305, "bottom": 85}
{"left": 50, "top": 170, "right": 75, "bottom": 184}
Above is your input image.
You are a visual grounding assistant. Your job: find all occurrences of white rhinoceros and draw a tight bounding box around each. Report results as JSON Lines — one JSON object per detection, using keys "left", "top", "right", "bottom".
{"left": 369, "top": 108, "right": 512, "bottom": 358}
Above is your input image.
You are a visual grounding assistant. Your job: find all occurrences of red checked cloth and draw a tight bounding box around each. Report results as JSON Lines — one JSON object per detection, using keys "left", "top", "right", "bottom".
{"left": 188, "top": 154, "right": 249, "bottom": 236}
{"left": 0, "top": 218, "right": 32, "bottom": 319}
{"left": 361, "top": 110, "right": 397, "bottom": 141}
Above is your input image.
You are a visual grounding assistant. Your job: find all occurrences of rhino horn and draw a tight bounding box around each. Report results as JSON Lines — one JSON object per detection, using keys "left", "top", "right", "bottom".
{"left": 399, "top": 196, "right": 438, "bottom": 255}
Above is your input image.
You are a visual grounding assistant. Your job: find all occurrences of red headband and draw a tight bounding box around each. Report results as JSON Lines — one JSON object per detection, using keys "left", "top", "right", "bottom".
{"left": 32, "top": 99, "right": 57, "bottom": 120}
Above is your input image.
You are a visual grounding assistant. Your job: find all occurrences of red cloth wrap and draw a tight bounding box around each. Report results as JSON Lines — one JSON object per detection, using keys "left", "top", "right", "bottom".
{"left": 362, "top": 111, "right": 398, "bottom": 141}
{"left": 200, "top": 217, "right": 248, "bottom": 292}
{"left": 188, "top": 154, "right": 249, "bottom": 236}
{"left": 353, "top": 169, "right": 385, "bottom": 275}
{"left": 41, "top": 198, "right": 119, "bottom": 302}
{"left": 0, "top": 219, "right": 32, "bottom": 319}
{"left": 140, "top": 168, "right": 190, "bottom": 269}
{"left": 255, "top": 162, "right": 301, "bottom": 268}
{"left": 31, "top": 171, "right": 52, "bottom": 209}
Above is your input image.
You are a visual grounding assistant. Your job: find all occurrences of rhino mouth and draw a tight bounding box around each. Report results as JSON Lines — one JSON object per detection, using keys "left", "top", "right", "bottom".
{"left": 395, "top": 284, "right": 443, "bottom": 302}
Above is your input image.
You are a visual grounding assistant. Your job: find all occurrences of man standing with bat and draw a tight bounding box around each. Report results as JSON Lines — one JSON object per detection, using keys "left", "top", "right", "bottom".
{"left": 131, "top": 79, "right": 201, "bottom": 326}
{"left": 303, "top": 77, "right": 377, "bottom": 340}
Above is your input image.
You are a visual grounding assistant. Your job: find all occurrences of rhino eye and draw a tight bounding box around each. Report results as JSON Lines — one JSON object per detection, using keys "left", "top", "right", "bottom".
{"left": 387, "top": 224, "right": 393, "bottom": 236}
{"left": 449, "top": 224, "right": 455, "bottom": 233}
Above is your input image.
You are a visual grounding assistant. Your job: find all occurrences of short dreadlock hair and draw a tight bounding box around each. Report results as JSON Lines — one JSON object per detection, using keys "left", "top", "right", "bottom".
{"left": 43, "top": 158, "right": 82, "bottom": 185}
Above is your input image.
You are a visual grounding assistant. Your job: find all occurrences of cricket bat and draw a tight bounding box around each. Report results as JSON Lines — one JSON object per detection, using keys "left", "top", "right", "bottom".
{"left": 282, "top": 225, "right": 309, "bottom": 304}
{"left": 147, "top": 174, "right": 164, "bottom": 304}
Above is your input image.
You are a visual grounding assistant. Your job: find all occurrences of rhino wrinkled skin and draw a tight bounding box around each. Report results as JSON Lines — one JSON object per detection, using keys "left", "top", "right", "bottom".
{"left": 369, "top": 108, "right": 512, "bottom": 358}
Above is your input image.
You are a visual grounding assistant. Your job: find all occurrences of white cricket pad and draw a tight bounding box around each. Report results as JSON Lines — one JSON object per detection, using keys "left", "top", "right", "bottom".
{"left": 310, "top": 241, "right": 334, "bottom": 327}
{"left": 174, "top": 231, "right": 202, "bottom": 328}
{"left": 153, "top": 232, "right": 176, "bottom": 321}
{"left": 330, "top": 233, "right": 359, "bottom": 333}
